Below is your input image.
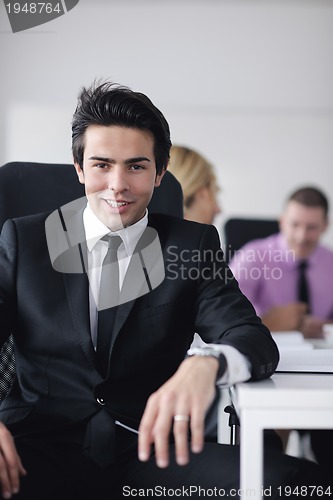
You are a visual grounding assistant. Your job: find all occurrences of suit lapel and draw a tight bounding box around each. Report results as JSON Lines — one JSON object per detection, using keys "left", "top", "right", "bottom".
{"left": 64, "top": 270, "right": 97, "bottom": 368}
{"left": 54, "top": 206, "right": 97, "bottom": 368}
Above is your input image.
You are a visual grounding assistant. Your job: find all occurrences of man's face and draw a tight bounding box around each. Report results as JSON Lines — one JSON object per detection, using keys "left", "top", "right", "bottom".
{"left": 74, "top": 125, "right": 164, "bottom": 231}
{"left": 280, "top": 200, "right": 328, "bottom": 259}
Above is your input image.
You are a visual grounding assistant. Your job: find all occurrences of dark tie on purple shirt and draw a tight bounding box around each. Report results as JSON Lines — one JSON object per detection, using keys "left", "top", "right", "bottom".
{"left": 298, "top": 260, "right": 311, "bottom": 313}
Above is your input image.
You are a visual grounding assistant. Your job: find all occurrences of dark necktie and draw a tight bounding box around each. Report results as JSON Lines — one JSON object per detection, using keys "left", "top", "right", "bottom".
{"left": 84, "top": 235, "right": 122, "bottom": 470}
{"left": 96, "top": 234, "right": 122, "bottom": 377}
{"left": 297, "top": 260, "right": 311, "bottom": 313}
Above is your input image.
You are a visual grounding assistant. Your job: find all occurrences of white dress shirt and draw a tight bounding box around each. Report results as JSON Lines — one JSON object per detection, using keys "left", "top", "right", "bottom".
{"left": 83, "top": 203, "right": 147, "bottom": 349}
{"left": 82, "top": 204, "right": 251, "bottom": 386}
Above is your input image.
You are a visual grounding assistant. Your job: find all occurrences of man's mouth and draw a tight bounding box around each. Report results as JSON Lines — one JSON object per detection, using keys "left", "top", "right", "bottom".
{"left": 104, "top": 200, "right": 131, "bottom": 208}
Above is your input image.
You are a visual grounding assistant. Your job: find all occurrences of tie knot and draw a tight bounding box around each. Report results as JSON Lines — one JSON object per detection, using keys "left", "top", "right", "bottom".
{"left": 102, "top": 234, "right": 123, "bottom": 252}
{"left": 298, "top": 260, "right": 308, "bottom": 271}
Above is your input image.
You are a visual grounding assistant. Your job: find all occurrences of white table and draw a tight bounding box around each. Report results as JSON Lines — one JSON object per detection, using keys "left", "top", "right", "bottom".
{"left": 233, "top": 373, "right": 333, "bottom": 499}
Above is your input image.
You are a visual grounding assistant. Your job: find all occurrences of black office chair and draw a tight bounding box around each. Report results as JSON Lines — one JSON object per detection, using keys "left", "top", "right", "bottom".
{"left": 223, "top": 217, "right": 279, "bottom": 263}
{"left": 0, "top": 161, "right": 183, "bottom": 401}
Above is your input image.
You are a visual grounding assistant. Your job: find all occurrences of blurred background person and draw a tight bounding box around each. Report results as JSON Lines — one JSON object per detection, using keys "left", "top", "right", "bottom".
{"left": 230, "top": 186, "right": 333, "bottom": 339}
{"left": 169, "top": 145, "right": 221, "bottom": 224}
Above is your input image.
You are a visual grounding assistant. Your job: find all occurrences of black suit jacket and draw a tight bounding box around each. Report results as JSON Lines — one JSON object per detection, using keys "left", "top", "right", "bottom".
{"left": 0, "top": 210, "right": 278, "bottom": 437}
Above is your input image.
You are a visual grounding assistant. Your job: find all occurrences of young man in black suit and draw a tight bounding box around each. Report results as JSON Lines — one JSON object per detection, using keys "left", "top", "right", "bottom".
{"left": 0, "top": 81, "right": 328, "bottom": 499}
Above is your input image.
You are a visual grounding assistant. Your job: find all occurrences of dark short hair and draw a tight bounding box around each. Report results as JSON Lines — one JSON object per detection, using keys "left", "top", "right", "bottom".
{"left": 287, "top": 186, "right": 329, "bottom": 217}
{"left": 72, "top": 81, "right": 172, "bottom": 175}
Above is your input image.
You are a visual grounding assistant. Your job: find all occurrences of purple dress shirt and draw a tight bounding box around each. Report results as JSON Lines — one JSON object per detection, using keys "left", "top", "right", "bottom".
{"left": 229, "top": 233, "right": 333, "bottom": 320}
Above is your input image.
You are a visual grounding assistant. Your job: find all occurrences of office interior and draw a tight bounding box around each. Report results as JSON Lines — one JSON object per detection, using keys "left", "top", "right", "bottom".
{"left": 1, "top": 0, "right": 332, "bottom": 248}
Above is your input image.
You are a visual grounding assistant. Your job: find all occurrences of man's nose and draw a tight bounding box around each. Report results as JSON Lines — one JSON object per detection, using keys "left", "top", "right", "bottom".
{"left": 107, "top": 169, "right": 129, "bottom": 192}
{"left": 295, "top": 227, "right": 308, "bottom": 243}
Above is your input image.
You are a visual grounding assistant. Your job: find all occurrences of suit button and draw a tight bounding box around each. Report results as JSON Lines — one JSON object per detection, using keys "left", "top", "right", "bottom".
{"left": 96, "top": 397, "right": 106, "bottom": 406}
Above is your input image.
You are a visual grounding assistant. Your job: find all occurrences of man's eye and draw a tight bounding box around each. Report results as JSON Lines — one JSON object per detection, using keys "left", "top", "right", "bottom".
{"left": 130, "top": 165, "right": 144, "bottom": 171}
{"left": 95, "top": 163, "right": 108, "bottom": 169}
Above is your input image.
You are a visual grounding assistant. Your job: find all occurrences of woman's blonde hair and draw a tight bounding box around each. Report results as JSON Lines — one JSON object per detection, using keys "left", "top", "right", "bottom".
{"left": 168, "top": 145, "right": 218, "bottom": 208}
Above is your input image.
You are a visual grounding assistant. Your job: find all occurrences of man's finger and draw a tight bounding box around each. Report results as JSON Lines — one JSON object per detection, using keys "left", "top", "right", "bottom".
{"left": 0, "top": 425, "right": 26, "bottom": 498}
{"left": 190, "top": 408, "right": 205, "bottom": 454}
{"left": 138, "top": 395, "right": 160, "bottom": 462}
{"left": 173, "top": 415, "right": 190, "bottom": 466}
{"left": 152, "top": 414, "right": 173, "bottom": 469}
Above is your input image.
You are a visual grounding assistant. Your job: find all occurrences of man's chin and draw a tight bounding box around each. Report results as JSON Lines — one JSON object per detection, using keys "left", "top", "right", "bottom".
{"left": 98, "top": 205, "right": 146, "bottom": 231}
{"left": 294, "top": 247, "right": 313, "bottom": 260}
{"left": 103, "top": 214, "right": 125, "bottom": 232}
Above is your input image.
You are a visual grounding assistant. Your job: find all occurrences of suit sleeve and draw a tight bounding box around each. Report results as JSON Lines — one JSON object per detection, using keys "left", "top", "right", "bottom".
{"left": 193, "top": 225, "right": 279, "bottom": 381}
{"left": 0, "top": 219, "right": 18, "bottom": 346}
{"left": 229, "top": 244, "right": 264, "bottom": 316}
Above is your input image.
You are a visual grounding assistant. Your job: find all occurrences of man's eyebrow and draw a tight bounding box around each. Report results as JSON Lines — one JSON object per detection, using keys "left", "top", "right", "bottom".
{"left": 125, "top": 156, "right": 151, "bottom": 164}
{"left": 88, "top": 156, "right": 114, "bottom": 163}
{"left": 88, "top": 156, "right": 151, "bottom": 164}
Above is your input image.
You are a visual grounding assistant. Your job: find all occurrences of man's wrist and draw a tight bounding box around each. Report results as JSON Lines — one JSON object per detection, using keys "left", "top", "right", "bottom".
{"left": 186, "top": 347, "right": 227, "bottom": 379}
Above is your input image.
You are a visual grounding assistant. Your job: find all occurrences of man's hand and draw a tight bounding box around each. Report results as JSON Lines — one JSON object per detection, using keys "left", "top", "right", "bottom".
{"left": 0, "top": 422, "right": 27, "bottom": 499}
{"left": 262, "top": 303, "right": 307, "bottom": 332}
{"left": 299, "top": 315, "right": 325, "bottom": 339}
{"left": 138, "top": 356, "right": 219, "bottom": 468}
{"left": 262, "top": 303, "right": 326, "bottom": 338}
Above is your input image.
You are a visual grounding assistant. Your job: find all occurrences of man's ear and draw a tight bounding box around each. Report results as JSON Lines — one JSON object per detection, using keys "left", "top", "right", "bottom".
{"left": 278, "top": 213, "right": 285, "bottom": 232}
{"left": 322, "top": 216, "right": 329, "bottom": 234}
{"left": 154, "top": 168, "right": 166, "bottom": 188}
{"left": 74, "top": 162, "right": 85, "bottom": 184}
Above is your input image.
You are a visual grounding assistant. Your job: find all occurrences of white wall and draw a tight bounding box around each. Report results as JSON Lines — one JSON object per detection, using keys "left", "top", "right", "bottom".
{"left": 1, "top": 0, "right": 333, "bottom": 246}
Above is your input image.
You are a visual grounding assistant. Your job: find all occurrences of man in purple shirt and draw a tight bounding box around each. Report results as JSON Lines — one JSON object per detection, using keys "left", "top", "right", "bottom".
{"left": 230, "top": 186, "right": 333, "bottom": 338}
{"left": 230, "top": 186, "right": 333, "bottom": 471}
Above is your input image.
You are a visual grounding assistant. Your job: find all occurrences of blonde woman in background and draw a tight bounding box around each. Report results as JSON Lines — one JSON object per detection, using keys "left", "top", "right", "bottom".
{"left": 169, "top": 145, "right": 221, "bottom": 224}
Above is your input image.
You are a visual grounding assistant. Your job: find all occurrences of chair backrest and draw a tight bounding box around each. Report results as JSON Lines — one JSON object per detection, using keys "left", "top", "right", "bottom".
{"left": 223, "top": 217, "right": 279, "bottom": 263}
{"left": 0, "top": 161, "right": 183, "bottom": 401}
{"left": 0, "top": 162, "right": 85, "bottom": 227}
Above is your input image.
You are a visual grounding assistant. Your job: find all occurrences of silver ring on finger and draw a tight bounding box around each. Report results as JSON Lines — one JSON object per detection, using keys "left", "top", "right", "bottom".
{"left": 173, "top": 415, "right": 190, "bottom": 422}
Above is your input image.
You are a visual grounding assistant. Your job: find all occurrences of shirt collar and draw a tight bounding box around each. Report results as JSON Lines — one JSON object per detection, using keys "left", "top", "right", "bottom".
{"left": 83, "top": 203, "right": 148, "bottom": 256}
